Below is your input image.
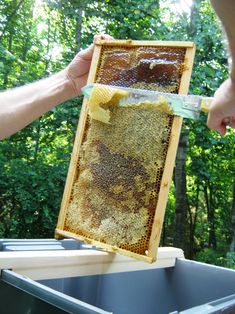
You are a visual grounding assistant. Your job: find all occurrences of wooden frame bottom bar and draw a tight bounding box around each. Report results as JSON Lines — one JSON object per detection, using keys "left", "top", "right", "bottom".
{"left": 55, "top": 229, "right": 154, "bottom": 263}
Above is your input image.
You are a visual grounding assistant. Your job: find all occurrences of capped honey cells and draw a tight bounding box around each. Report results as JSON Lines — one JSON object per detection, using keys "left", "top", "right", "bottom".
{"left": 96, "top": 45, "right": 186, "bottom": 92}
{"left": 64, "top": 84, "right": 174, "bottom": 254}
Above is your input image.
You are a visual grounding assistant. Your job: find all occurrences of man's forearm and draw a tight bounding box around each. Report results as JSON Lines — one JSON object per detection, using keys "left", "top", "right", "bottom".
{"left": 211, "top": 0, "right": 235, "bottom": 79}
{"left": 0, "top": 70, "right": 76, "bottom": 139}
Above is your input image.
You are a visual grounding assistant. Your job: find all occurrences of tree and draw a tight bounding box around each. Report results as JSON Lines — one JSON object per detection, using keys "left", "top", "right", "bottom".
{"left": 173, "top": 130, "right": 189, "bottom": 255}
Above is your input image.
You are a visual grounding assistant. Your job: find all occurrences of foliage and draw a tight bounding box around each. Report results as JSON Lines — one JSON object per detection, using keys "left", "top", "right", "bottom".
{"left": 0, "top": 0, "right": 234, "bottom": 268}
{"left": 195, "top": 248, "right": 235, "bottom": 270}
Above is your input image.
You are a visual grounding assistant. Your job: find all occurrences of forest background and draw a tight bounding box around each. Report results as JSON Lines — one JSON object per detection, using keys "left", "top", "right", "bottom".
{"left": 0, "top": 0, "right": 234, "bottom": 267}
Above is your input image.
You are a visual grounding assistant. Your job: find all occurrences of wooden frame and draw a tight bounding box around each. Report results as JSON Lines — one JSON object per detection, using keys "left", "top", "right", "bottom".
{"left": 55, "top": 40, "right": 195, "bottom": 263}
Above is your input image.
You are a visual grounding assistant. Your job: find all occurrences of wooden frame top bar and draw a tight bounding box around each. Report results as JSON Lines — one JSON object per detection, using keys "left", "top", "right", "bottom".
{"left": 95, "top": 39, "right": 195, "bottom": 48}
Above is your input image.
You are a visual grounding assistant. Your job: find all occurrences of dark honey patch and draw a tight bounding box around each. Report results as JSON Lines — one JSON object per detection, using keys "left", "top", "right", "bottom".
{"left": 96, "top": 45, "right": 186, "bottom": 91}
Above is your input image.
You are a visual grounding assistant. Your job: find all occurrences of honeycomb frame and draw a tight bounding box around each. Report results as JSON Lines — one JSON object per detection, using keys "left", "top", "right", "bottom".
{"left": 55, "top": 40, "right": 195, "bottom": 263}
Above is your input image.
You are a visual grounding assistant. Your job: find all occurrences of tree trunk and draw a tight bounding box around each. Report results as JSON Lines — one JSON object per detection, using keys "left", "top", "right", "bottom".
{"left": 75, "top": 3, "right": 83, "bottom": 52}
{"left": 173, "top": 130, "right": 189, "bottom": 256}
{"left": 0, "top": 0, "right": 25, "bottom": 43}
{"left": 188, "top": 182, "right": 199, "bottom": 258}
{"left": 161, "top": 215, "right": 166, "bottom": 246}
{"left": 230, "top": 180, "right": 235, "bottom": 251}
{"left": 76, "top": 16, "right": 82, "bottom": 52}
{"left": 3, "top": 32, "right": 13, "bottom": 87}
{"left": 204, "top": 183, "right": 216, "bottom": 249}
{"left": 33, "top": 119, "right": 41, "bottom": 161}
{"left": 187, "top": 0, "right": 202, "bottom": 38}
{"left": 19, "top": 2, "right": 34, "bottom": 74}
{"left": 33, "top": 11, "right": 52, "bottom": 161}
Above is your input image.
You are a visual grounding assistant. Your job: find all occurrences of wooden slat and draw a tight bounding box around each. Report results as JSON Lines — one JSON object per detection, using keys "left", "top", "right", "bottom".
{"left": 55, "top": 229, "right": 153, "bottom": 263}
{"left": 0, "top": 247, "right": 184, "bottom": 281}
{"left": 95, "top": 39, "right": 195, "bottom": 48}
{"left": 178, "top": 45, "right": 197, "bottom": 95}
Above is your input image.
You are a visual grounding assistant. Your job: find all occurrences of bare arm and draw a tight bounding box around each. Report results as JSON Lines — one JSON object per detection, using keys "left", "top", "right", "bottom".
{"left": 207, "top": 0, "right": 235, "bottom": 135}
{"left": 0, "top": 70, "right": 76, "bottom": 139}
{"left": 0, "top": 34, "right": 113, "bottom": 140}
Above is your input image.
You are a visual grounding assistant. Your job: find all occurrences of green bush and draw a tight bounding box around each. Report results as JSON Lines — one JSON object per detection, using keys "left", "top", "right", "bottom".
{"left": 195, "top": 248, "right": 235, "bottom": 269}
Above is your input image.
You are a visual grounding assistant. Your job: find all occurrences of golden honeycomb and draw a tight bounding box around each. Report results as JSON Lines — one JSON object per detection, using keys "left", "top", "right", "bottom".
{"left": 96, "top": 46, "right": 186, "bottom": 92}
{"left": 63, "top": 44, "right": 186, "bottom": 258}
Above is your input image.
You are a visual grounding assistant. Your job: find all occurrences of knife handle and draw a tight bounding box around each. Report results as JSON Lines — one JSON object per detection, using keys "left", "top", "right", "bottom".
{"left": 201, "top": 97, "right": 213, "bottom": 113}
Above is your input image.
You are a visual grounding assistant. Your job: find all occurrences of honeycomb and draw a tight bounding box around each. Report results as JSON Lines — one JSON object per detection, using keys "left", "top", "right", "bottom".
{"left": 96, "top": 46, "right": 186, "bottom": 92}
{"left": 63, "top": 44, "right": 186, "bottom": 258}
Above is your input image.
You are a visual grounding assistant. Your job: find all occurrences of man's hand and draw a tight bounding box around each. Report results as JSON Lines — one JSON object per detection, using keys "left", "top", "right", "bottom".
{"left": 66, "top": 34, "right": 113, "bottom": 96}
{"left": 207, "top": 78, "right": 235, "bottom": 135}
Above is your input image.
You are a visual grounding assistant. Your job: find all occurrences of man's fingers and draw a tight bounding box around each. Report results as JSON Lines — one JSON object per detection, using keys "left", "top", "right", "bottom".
{"left": 93, "top": 34, "right": 114, "bottom": 44}
{"left": 207, "top": 112, "right": 225, "bottom": 135}
{"left": 213, "top": 124, "right": 226, "bottom": 136}
{"left": 207, "top": 114, "right": 234, "bottom": 135}
{"left": 223, "top": 117, "right": 235, "bottom": 129}
{"left": 230, "top": 117, "right": 235, "bottom": 128}
{"left": 77, "top": 44, "right": 94, "bottom": 61}
{"left": 78, "top": 34, "right": 114, "bottom": 61}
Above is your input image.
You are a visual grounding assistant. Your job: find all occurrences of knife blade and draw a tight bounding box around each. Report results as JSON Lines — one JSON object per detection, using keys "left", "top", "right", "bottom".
{"left": 82, "top": 84, "right": 213, "bottom": 120}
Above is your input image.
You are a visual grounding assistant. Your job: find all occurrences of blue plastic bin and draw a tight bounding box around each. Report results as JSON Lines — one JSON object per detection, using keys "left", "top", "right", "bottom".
{"left": 1, "top": 239, "right": 235, "bottom": 314}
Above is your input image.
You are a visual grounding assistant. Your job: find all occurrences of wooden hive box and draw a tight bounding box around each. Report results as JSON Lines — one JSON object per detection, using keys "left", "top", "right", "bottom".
{"left": 55, "top": 40, "right": 195, "bottom": 263}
